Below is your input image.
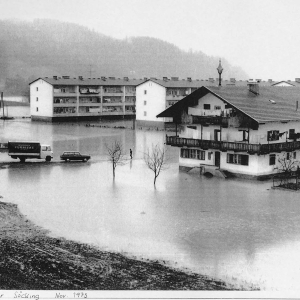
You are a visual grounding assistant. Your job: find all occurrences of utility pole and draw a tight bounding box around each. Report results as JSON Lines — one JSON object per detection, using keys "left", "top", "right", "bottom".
{"left": 89, "top": 64, "right": 95, "bottom": 78}
{"left": 1, "top": 92, "right": 4, "bottom": 118}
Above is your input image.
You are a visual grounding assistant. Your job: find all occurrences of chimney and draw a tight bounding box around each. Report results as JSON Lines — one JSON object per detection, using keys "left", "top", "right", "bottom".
{"left": 101, "top": 76, "right": 106, "bottom": 81}
{"left": 123, "top": 77, "right": 129, "bottom": 81}
{"left": 78, "top": 76, "right": 83, "bottom": 80}
{"left": 163, "top": 77, "right": 169, "bottom": 81}
{"left": 109, "top": 77, "right": 115, "bottom": 80}
{"left": 144, "top": 77, "right": 148, "bottom": 80}
{"left": 209, "top": 78, "right": 214, "bottom": 82}
{"left": 187, "top": 77, "right": 192, "bottom": 82}
{"left": 53, "top": 76, "right": 58, "bottom": 80}
{"left": 256, "top": 79, "right": 262, "bottom": 83}
{"left": 247, "top": 80, "right": 259, "bottom": 95}
{"left": 268, "top": 79, "right": 273, "bottom": 83}
{"left": 171, "top": 77, "right": 179, "bottom": 81}
{"left": 62, "top": 75, "right": 70, "bottom": 79}
{"left": 230, "top": 78, "right": 236, "bottom": 83}
{"left": 295, "top": 78, "right": 300, "bottom": 83}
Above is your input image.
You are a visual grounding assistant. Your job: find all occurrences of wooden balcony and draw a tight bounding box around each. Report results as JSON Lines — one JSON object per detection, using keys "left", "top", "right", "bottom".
{"left": 192, "top": 115, "right": 229, "bottom": 127}
{"left": 166, "top": 136, "right": 300, "bottom": 154}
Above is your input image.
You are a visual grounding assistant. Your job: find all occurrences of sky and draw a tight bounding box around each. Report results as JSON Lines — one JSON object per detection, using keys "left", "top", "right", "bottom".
{"left": 1, "top": 0, "right": 300, "bottom": 80}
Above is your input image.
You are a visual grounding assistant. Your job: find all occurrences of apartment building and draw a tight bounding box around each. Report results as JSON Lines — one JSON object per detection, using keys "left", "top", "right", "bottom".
{"left": 30, "top": 76, "right": 145, "bottom": 121}
{"left": 157, "top": 82, "right": 300, "bottom": 179}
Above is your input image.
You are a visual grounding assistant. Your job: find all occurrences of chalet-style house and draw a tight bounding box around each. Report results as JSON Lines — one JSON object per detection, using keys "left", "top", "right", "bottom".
{"left": 157, "top": 82, "right": 300, "bottom": 179}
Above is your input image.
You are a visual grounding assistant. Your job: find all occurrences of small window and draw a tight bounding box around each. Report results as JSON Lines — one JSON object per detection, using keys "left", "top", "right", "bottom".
{"left": 267, "top": 130, "right": 280, "bottom": 141}
{"left": 287, "top": 152, "right": 291, "bottom": 160}
{"left": 36, "top": 97, "right": 38, "bottom": 102}
{"left": 36, "top": 107, "right": 38, "bottom": 112}
{"left": 269, "top": 154, "right": 276, "bottom": 165}
{"left": 289, "top": 129, "right": 295, "bottom": 139}
{"left": 180, "top": 149, "right": 205, "bottom": 160}
{"left": 36, "top": 87, "right": 38, "bottom": 91}
{"left": 144, "top": 111, "right": 147, "bottom": 116}
{"left": 144, "top": 100, "right": 147, "bottom": 105}
{"left": 214, "top": 105, "right": 221, "bottom": 110}
{"left": 203, "top": 104, "right": 210, "bottom": 110}
{"left": 227, "top": 154, "right": 249, "bottom": 166}
{"left": 144, "top": 90, "right": 147, "bottom": 95}
{"left": 294, "top": 152, "right": 297, "bottom": 159}
{"left": 208, "top": 152, "right": 212, "bottom": 160}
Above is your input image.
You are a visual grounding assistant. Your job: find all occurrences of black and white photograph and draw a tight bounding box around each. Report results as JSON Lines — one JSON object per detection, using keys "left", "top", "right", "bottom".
{"left": 1, "top": 0, "right": 300, "bottom": 298}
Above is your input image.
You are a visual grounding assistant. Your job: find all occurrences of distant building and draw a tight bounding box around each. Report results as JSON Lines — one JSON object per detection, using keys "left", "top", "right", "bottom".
{"left": 29, "top": 76, "right": 145, "bottom": 122}
{"left": 157, "top": 83, "right": 300, "bottom": 179}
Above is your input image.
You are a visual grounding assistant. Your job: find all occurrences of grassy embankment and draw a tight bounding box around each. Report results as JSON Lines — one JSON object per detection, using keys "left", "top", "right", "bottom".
{"left": 0, "top": 200, "right": 236, "bottom": 290}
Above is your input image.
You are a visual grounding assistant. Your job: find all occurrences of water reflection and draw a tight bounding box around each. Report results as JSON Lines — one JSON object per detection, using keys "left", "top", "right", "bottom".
{"left": 1, "top": 117, "right": 300, "bottom": 289}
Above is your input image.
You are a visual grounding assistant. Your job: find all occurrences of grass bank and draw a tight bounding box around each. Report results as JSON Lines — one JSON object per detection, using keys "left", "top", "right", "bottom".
{"left": 0, "top": 200, "right": 237, "bottom": 290}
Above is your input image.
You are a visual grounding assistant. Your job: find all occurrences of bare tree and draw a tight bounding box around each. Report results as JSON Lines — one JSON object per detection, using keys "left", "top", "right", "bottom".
{"left": 277, "top": 154, "right": 300, "bottom": 186}
{"left": 106, "top": 141, "right": 126, "bottom": 179}
{"left": 144, "top": 144, "right": 167, "bottom": 186}
{"left": 278, "top": 155, "right": 299, "bottom": 174}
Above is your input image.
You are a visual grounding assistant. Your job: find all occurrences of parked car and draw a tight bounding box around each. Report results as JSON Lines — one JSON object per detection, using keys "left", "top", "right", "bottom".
{"left": 60, "top": 151, "right": 91, "bottom": 162}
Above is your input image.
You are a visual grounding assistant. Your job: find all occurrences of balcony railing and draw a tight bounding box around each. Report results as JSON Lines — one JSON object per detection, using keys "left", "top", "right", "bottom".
{"left": 166, "top": 136, "right": 300, "bottom": 154}
{"left": 192, "top": 115, "right": 229, "bottom": 126}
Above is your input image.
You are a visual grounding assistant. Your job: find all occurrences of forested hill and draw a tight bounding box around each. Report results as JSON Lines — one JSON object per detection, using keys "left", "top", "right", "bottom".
{"left": 0, "top": 19, "right": 248, "bottom": 95}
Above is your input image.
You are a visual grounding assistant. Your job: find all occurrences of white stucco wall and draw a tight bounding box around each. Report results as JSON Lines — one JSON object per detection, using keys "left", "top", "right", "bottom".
{"left": 136, "top": 81, "right": 166, "bottom": 122}
{"left": 30, "top": 79, "right": 53, "bottom": 117}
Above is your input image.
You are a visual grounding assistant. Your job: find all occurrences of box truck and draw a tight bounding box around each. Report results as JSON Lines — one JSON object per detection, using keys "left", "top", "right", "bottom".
{"left": 8, "top": 141, "right": 53, "bottom": 162}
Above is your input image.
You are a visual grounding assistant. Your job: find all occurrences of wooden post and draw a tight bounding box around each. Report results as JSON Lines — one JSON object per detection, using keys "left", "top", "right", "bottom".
{"left": 1, "top": 92, "right": 4, "bottom": 118}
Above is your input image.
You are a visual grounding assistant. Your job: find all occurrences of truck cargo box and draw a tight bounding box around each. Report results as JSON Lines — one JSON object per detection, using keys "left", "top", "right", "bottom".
{"left": 8, "top": 142, "right": 41, "bottom": 154}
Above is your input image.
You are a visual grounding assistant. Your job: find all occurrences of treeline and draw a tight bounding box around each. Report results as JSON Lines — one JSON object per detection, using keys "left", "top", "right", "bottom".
{"left": 0, "top": 19, "right": 248, "bottom": 95}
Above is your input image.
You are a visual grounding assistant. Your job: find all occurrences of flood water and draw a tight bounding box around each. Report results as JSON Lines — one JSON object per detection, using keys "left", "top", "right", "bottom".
{"left": 1, "top": 108, "right": 300, "bottom": 291}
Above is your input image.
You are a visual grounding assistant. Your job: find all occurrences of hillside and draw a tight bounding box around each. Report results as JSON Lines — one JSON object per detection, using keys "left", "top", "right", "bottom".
{"left": 0, "top": 19, "right": 248, "bottom": 95}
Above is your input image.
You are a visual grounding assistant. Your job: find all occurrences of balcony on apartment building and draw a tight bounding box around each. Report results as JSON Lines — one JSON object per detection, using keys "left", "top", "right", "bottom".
{"left": 166, "top": 136, "right": 300, "bottom": 154}
{"left": 53, "top": 87, "right": 77, "bottom": 97}
{"left": 53, "top": 97, "right": 77, "bottom": 107}
{"left": 79, "top": 87, "right": 100, "bottom": 96}
{"left": 103, "top": 87, "right": 123, "bottom": 96}
{"left": 79, "top": 97, "right": 101, "bottom": 106}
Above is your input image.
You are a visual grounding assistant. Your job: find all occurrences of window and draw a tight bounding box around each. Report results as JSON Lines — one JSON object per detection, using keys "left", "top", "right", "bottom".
{"left": 144, "top": 111, "right": 147, "bottom": 116}
{"left": 267, "top": 130, "right": 280, "bottom": 141}
{"left": 287, "top": 152, "right": 291, "bottom": 160}
{"left": 36, "top": 107, "right": 38, "bottom": 112}
{"left": 214, "top": 129, "right": 221, "bottom": 141}
{"left": 208, "top": 152, "right": 212, "bottom": 160}
{"left": 36, "top": 97, "right": 38, "bottom": 102}
{"left": 144, "top": 90, "right": 147, "bottom": 95}
{"left": 36, "top": 87, "right": 38, "bottom": 91}
{"left": 289, "top": 129, "right": 295, "bottom": 139}
{"left": 180, "top": 149, "right": 205, "bottom": 160}
{"left": 294, "top": 152, "right": 297, "bottom": 159}
{"left": 214, "top": 105, "right": 221, "bottom": 110}
{"left": 144, "top": 101, "right": 147, "bottom": 105}
{"left": 269, "top": 154, "right": 276, "bottom": 165}
{"left": 203, "top": 104, "right": 210, "bottom": 110}
{"left": 227, "top": 154, "right": 249, "bottom": 165}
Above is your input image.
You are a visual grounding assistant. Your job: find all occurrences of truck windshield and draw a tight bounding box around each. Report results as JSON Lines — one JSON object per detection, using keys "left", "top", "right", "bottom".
{"left": 41, "top": 146, "right": 52, "bottom": 151}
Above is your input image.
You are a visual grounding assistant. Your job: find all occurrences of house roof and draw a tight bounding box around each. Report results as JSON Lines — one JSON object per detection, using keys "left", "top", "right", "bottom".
{"left": 157, "top": 86, "right": 300, "bottom": 124}
{"left": 30, "top": 77, "right": 146, "bottom": 86}
{"left": 271, "top": 80, "right": 296, "bottom": 86}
